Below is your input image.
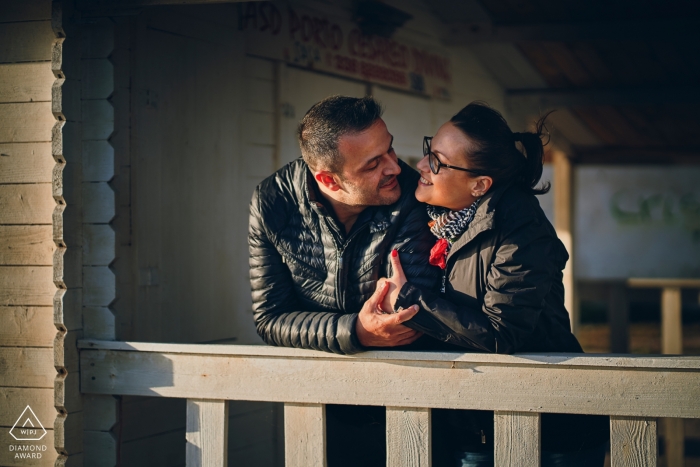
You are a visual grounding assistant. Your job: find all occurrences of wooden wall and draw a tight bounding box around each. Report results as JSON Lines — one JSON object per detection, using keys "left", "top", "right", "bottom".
{"left": 0, "top": 0, "right": 63, "bottom": 466}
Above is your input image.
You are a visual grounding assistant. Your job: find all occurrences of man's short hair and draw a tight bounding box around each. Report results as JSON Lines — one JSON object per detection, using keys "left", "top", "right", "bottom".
{"left": 297, "top": 95, "right": 383, "bottom": 173}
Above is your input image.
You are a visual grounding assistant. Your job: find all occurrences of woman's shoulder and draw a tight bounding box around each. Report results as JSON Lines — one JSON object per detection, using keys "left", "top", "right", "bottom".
{"left": 493, "top": 184, "right": 550, "bottom": 228}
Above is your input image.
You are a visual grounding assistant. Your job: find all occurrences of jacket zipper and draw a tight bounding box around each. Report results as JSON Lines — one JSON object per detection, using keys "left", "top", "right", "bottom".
{"left": 334, "top": 225, "right": 369, "bottom": 311}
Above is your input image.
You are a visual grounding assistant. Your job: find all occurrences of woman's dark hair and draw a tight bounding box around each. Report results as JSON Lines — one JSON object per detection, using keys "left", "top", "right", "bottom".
{"left": 450, "top": 101, "right": 551, "bottom": 195}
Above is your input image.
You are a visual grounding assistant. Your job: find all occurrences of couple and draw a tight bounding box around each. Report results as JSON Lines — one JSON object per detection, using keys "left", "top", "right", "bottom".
{"left": 249, "top": 96, "right": 608, "bottom": 466}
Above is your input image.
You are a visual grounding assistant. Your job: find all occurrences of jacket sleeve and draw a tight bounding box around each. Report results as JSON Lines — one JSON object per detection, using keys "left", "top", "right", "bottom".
{"left": 395, "top": 217, "right": 559, "bottom": 354}
{"left": 249, "top": 185, "right": 363, "bottom": 355}
{"left": 389, "top": 199, "right": 441, "bottom": 290}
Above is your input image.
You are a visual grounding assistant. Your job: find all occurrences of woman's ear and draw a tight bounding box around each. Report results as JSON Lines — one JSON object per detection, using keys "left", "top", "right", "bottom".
{"left": 471, "top": 176, "right": 493, "bottom": 197}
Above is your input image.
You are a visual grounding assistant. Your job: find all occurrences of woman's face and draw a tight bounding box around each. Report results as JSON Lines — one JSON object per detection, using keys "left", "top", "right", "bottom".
{"left": 415, "top": 122, "right": 491, "bottom": 211}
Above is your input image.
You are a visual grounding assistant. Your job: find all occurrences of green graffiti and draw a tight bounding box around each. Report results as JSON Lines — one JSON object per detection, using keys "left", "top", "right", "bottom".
{"left": 610, "top": 191, "right": 700, "bottom": 242}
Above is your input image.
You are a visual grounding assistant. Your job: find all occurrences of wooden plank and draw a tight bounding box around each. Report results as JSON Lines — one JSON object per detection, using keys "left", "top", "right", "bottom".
{"left": 121, "top": 429, "right": 185, "bottom": 467}
{"left": 494, "top": 411, "right": 540, "bottom": 467}
{"left": 284, "top": 403, "right": 325, "bottom": 467}
{"left": 80, "top": 347, "right": 700, "bottom": 418}
{"left": 83, "top": 306, "right": 115, "bottom": 340}
{"left": 83, "top": 224, "right": 115, "bottom": 266}
{"left": 0, "top": 346, "right": 54, "bottom": 387}
{"left": 82, "top": 140, "right": 114, "bottom": 182}
{"left": 553, "top": 150, "right": 577, "bottom": 333}
{"left": 82, "top": 59, "right": 113, "bottom": 100}
{"left": 83, "top": 266, "right": 115, "bottom": 307}
{"left": 0, "top": 0, "right": 52, "bottom": 23}
{"left": 0, "top": 387, "right": 55, "bottom": 427}
{"left": 662, "top": 287, "right": 683, "bottom": 355}
{"left": 0, "top": 429, "right": 56, "bottom": 466}
{"left": 610, "top": 416, "right": 657, "bottom": 467}
{"left": 0, "top": 62, "right": 53, "bottom": 103}
{"left": 82, "top": 182, "right": 115, "bottom": 224}
{"left": 120, "top": 396, "right": 185, "bottom": 442}
{"left": 0, "top": 21, "right": 55, "bottom": 64}
{"left": 55, "top": 411, "right": 83, "bottom": 456}
{"left": 83, "top": 430, "right": 117, "bottom": 467}
{"left": 0, "top": 266, "right": 54, "bottom": 306}
{"left": 628, "top": 278, "right": 700, "bottom": 289}
{"left": 0, "top": 225, "right": 54, "bottom": 265}
{"left": 55, "top": 368, "right": 83, "bottom": 415}
{"left": 54, "top": 287, "right": 82, "bottom": 332}
{"left": 54, "top": 78, "right": 81, "bottom": 123}
{"left": 609, "top": 282, "right": 629, "bottom": 353}
{"left": 76, "top": 340, "right": 700, "bottom": 369}
{"left": 186, "top": 399, "right": 228, "bottom": 467}
{"left": 507, "top": 86, "right": 700, "bottom": 109}
{"left": 0, "top": 102, "right": 54, "bottom": 143}
{"left": 81, "top": 20, "right": 114, "bottom": 59}
{"left": 386, "top": 407, "right": 430, "bottom": 467}
{"left": 82, "top": 100, "right": 113, "bottom": 140}
{"left": 55, "top": 329, "right": 81, "bottom": 374}
{"left": 0, "top": 306, "right": 55, "bottom": 347}
{"left": 662, "top": 418, "right": 683, "bottom": 467}
{"left": 0, "top": 142, "right": 54, "bottom": 184}
{"left": 0, "top": 183, "right": 54, "bottom": 224}
{"left": 83, "top": 395, "right": 118, "bottom": 431}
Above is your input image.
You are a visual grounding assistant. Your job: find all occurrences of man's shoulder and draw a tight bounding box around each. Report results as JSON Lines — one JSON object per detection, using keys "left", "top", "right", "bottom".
{"left": 252, "top": 158, "right": 308, "bottom": 228}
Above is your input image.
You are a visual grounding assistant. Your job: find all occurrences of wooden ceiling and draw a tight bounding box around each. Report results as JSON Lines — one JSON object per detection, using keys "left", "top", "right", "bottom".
{"left": 431, "top": 0, "right": 700, "bottom": 164}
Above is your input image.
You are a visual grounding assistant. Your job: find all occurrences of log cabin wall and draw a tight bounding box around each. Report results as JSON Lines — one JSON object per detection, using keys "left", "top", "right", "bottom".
{"left": 0, "top": 0, "right": 80, "bottom": 465}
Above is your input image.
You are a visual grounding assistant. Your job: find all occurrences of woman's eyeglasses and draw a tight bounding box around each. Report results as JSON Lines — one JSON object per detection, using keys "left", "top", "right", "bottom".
{"left": 423, "top": 136, "right": 484, "bottom": 176}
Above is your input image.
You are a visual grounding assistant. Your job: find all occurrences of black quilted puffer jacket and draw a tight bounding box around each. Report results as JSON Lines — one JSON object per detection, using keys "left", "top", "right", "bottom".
{"left": 249, "top": 158, "right": 439, "bottom": 355}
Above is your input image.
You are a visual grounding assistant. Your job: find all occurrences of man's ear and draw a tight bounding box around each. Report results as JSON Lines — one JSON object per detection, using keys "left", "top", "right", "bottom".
{"left": 315, "top": 171, "right": 341, "bottom": 191}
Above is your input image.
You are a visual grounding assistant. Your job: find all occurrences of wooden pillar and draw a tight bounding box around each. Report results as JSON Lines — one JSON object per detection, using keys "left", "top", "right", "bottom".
{"left": 186, "top": 399, "right": 229, "bottom": 467}
{"left": 661, "top": 287, "right": 682, "bottom": 355}
{"left": 494, "top": 411, "right": 541, "bottom": 467}
{"left": 386, "top": 407, "right": 431, "bottom": 467}
{"left": 284, "top": 403, "right": 326, "bottom": 467}
{"left": 553, "top": 151, "right": 578, "bottom": 333}
{"left": 609, "top": 282, "right": 629, "bottom": 353}
{"left": 610, "top": 416, "right": 657, "bottom": 467}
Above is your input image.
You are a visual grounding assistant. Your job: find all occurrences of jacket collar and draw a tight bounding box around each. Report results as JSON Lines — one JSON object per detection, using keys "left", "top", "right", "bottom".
{"left": 446, "top": 181, "right": 512, "bottom": 262}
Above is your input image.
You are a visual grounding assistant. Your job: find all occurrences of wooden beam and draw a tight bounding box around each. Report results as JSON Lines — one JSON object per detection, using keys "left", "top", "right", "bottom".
{"left": 77, "top": 0, "right": 259, "bottom": 11}
{"left": 574, "top": 147, "right": 700, "bottom": 165}
{"left": 506, "top": 86, "right": 700, "bottom": 110}
{"left": 386, "top": 407, "right": 431, "bottom": 467}
{"left": 494, "top": 412, "right": 540, "bottom": 467}
{"left": 445, "top": 19, "right": 700, "bottom": 44}
{"left": 609, "top": 283, "right": 629, "bottom": 354}
{"left": 662, "top": 287, "right": 683, "bottom": 355}
{"left": 186, "top": 399, "right": 228, "bottom": 467}
{"left": 628, "top": 278, "right": 700, "bottom": 289}
{"left": 610, "top": 416, "right": 657, "bottom": 467}
{"left": 284, "top": 403, "right": 326, "bottom": 467}
{"left": 79, "top": 341, "right": 700, "bottom": 419}
{"left": 553, "top": 150, "right": 577, "bottom": 333}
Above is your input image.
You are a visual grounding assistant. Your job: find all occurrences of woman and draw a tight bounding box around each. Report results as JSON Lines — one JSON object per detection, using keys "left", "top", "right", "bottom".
{"left": 380, "top": 102, "right": 609, "bottom": 466}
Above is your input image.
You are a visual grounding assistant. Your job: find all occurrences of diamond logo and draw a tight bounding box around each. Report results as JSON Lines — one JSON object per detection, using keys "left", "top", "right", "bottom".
{"left": 9, "top": 406, "right": 47, "bottom": 441}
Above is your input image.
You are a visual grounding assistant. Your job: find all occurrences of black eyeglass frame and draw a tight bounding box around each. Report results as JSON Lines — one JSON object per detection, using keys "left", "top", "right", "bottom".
{"left": 423, "top": 136, "right": 485, "bottom": 176}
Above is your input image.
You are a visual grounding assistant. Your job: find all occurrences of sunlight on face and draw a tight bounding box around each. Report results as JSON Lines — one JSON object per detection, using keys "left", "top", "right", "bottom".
{"left": 415, "top": 122, "right": 483, "bottom": 210}
{"left": 335, "top": 119, "right": 402, "bottom": 207}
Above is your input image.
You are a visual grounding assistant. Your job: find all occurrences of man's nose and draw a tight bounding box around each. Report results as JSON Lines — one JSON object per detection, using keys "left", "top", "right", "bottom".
{"left": 384, "top": 152, "right": 401, "bottom": 174}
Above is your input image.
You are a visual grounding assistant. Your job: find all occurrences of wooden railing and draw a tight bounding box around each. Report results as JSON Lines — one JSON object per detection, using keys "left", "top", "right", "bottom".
{"left": 78, "top": 340, "right": 700, "bottom": 467}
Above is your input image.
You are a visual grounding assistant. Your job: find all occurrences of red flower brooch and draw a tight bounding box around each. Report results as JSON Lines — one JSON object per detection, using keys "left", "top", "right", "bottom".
{"left": 429, "top": 238, "right": 449, "bottom": 269}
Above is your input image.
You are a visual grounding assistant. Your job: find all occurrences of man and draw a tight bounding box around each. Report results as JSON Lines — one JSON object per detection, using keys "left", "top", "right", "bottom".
{"left": 249, "top": 95, "right": 438, "bottom": 355}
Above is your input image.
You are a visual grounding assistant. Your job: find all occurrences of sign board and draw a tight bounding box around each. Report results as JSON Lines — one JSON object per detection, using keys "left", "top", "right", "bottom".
{"left": 237, "top": 1, "right": 452, "bottom": 99}
{"left": 575, "top": 166, "right": 700, "bottom": 280}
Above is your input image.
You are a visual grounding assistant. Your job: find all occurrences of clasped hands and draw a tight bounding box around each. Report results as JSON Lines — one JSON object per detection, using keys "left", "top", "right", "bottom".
{"left": 355, "top": 250, "right": 423, "bottom": 347}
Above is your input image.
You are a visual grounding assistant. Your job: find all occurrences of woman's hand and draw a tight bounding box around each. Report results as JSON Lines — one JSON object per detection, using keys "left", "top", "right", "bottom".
{"left": 378, "top": 249, "right": 409, "bottom": 313}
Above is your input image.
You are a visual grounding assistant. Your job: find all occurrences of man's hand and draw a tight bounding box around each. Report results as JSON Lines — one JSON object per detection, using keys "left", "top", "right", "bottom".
{"left": 356, "top": 279, "right": 422, "bottom": 347}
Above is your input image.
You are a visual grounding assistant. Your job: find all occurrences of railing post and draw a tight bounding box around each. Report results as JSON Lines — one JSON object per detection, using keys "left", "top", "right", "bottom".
{"left": 186, "top": 399, "right": 228, "bottom": 467}
{"left": 494, "top": 411, "right": 541, "bottom": 467}
{"left": 284, "top": 403, "right": 326, "bottom": 467}
{"left": 386, "top": 407, "right": 431, "bottom": 467}
{"left": 610, "top": 416, "right": 657, "bottom": 467}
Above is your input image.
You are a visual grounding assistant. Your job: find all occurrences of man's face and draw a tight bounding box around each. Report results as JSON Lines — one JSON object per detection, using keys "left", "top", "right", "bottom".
{"left": 334, "top": 119, "right": 402, "bottom": 207}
